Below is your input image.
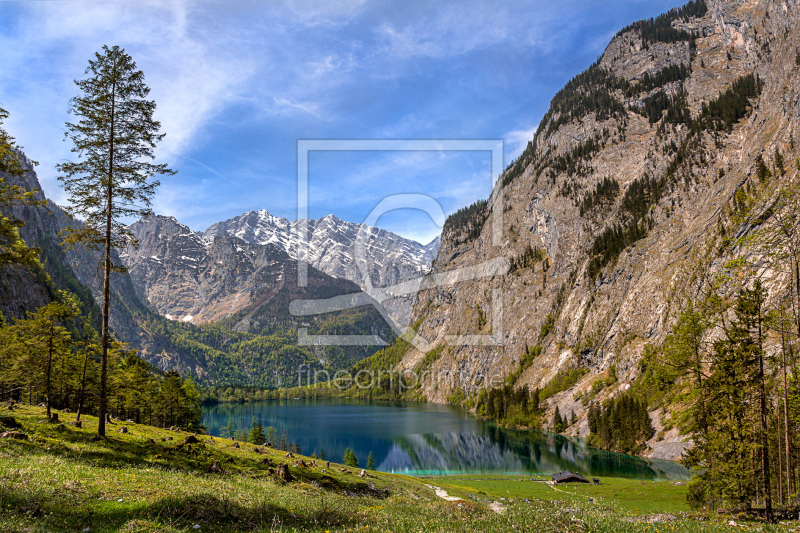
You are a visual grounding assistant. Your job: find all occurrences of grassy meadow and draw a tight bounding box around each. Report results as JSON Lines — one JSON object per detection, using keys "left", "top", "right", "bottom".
{"left": 0, "top": 405, "right": 793, "bottom": 532}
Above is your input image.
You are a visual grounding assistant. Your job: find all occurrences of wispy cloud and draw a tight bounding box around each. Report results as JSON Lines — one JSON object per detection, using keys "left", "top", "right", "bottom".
{"left": 0, "top": 0, "right": 685, "bottom": 240}
{"left": 503, "top": 127, "right": 537, "bottom": 165}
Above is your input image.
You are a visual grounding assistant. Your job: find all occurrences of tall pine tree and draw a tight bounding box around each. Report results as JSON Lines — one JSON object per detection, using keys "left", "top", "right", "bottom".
{"left": 57, "top": 46, "right": 174, "bottom": 436}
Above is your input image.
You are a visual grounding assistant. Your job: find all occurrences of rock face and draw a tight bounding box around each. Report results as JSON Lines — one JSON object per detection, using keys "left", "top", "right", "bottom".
{"left": 121, "top": 215, "right": 399, "bottom": 344}
{"left": 123, "top": 215, "right": 322, "bottom": 324}
{"left": 204, "top": 210, "right": 440, "bottom": 325}
{"left": 397, "top": 0, "right": 800, "bottom": 460}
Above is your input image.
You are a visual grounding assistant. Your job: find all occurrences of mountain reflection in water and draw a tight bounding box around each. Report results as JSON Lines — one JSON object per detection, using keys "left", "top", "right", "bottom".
{"left": 202, "top": 398, "right": 689, "bottom": 480}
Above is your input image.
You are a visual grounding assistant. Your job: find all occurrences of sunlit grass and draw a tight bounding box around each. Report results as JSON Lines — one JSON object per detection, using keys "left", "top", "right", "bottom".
{"left": 0, "top": 405, "right": 790, "bottom": 532}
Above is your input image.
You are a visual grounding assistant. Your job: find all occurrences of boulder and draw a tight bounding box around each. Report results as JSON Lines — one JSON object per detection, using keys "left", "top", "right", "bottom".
{"left": 359, "top": 469, "right": 366, "bottom": 478}
{"left": 119, "top": 427, "right": 128, "bottom": 434}
{"left": 62, "top": 408, "right": 71, "bottom": 413}
{"left": 183, "top": 434, "right": 199, "bottom": 445}
{"left": 231, "top": 442, "right": 240, "bottom": 448}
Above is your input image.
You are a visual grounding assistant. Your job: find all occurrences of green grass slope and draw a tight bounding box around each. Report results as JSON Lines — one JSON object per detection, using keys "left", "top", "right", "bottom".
{"left": 0, "top": 405, "right": 788, "bottom": 532}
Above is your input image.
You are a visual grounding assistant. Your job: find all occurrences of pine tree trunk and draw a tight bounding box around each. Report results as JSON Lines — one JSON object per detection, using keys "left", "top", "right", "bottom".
{"left": 45, "top": 321, "right": 54, "bottom": 420}
{"left": 795, "top": 262, "right": 800, "bottom": 342}
{"left": 758, "top": 310, "right": 773, "bottom": 522}
{"left": 98, "top": 75, "right": 116, "bottom": 438}
{"left": 781, "top": 327, "right": 793, "bottom": 500}
{"left": 778, "top": 418, "right": 784, "bottom": 504}
{"left": 76, "top": 337, "right": 90, "bottom": 423}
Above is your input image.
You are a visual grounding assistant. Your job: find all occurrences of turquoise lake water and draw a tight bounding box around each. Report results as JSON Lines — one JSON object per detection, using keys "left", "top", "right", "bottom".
{"left": 202, "top": 398, "right": 690, "bottom": 480}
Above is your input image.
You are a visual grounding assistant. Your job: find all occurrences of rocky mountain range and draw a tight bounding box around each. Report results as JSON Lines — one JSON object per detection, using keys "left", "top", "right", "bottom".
{"left": 0, "top": 163, "right": 396, "bottom": 386}
{"left": 391, "top": 0, "right": 800, "bottom": 460}
{"left": 119, "top": 210, "right": 438, "bottom": 330}
{"left": 203, "top": 210, "right": 439, "bottom": 325}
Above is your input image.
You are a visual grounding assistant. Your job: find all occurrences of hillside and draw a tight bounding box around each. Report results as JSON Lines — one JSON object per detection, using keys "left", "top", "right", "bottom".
{"left": 387, "top": 0, "right": 800, "bottom": 460}
{"left": 0, "top": 405, "right": 762, "bottom": 532}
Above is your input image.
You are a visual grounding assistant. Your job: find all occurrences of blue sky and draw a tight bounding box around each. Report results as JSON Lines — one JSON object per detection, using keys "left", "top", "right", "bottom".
{"left": 0, "top": 0, "right": 682, "bottom": 244}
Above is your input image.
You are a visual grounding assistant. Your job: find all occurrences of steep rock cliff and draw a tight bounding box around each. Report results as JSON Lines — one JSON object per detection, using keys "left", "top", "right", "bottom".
{"left": 401, "top": 0, "right": 800, "bottom": 460}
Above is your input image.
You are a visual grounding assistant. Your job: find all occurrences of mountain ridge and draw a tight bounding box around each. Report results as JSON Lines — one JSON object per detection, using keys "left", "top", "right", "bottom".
{"left": 202, "top": 208, "right": 440, "bottom": 325}
{"left": 392, "top": 0, "right": 800, "bottom": 461}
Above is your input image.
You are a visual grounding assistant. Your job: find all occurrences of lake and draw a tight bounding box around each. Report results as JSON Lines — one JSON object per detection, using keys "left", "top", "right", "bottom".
{"left": 202, "top": 398, "right": 690, "bottom": 480}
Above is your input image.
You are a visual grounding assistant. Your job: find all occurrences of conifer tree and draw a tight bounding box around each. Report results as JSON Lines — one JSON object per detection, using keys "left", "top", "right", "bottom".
{"left": 75, "top": 321, "right": 99, "bottom": 423}
{"left": 344, "top": 447, "right": 358, "bottom": 467}
{"left": 265, "top": 426, "right": 278, "bottom": 445}
{"left": 57, "top": 46, "right": 174, "bottom": 437}
{"left": 247, "top": 416, "right": 266, "bottom": 444}
{"left": 552, "top": 405, "right": 565, "bottom": 433}
{"left": 367, "top": 451, "right": 376, "bottom": 470}
{"left": 221, "top": 417, "right": 237, "bottom": 439}
{"left": 8, "top": 293, "right": 79, "bottom": 419}
{"left": 0, "top": 107, "right": 44, "bottom": 266}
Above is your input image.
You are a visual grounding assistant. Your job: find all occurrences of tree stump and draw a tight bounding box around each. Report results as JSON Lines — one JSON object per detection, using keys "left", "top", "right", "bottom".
{"left": 0, "top": 431, "right": 27, "bottom": 440}
{"left": 277, "top": 463, "right": 293, "bottom": 481}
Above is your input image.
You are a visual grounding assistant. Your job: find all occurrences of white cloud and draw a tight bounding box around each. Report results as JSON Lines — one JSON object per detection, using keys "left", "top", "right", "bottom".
{"left": 503, "top": 126, "right": 537, "bottom": 165}
{"left": 0, "top": 0, "right": 255, "bottom": 201}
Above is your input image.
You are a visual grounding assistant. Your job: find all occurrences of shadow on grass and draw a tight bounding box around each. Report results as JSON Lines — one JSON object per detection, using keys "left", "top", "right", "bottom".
{"left": 1, "top": 482, "right": 360, "bottom": 532}
{"left": 6, "top": 425, "right": 390, "bottom": 496}
{"left": 146, "top": 493, "right": 358, "bottom": 530}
